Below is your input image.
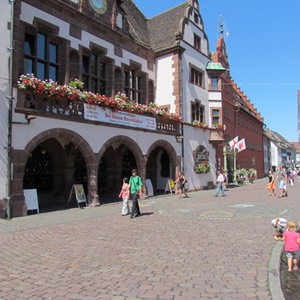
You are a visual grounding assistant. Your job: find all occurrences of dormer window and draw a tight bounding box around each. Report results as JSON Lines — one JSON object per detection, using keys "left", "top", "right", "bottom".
{"left": 194, "top": 34, "right": 201, "bottom": 51}
{"left": 194, "top": 13, "right": 199, "bottom": 24}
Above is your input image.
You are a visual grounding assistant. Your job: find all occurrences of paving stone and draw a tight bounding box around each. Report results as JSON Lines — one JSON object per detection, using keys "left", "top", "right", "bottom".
{"left": 0, "top": 179, "right": 294, "bottom": 299}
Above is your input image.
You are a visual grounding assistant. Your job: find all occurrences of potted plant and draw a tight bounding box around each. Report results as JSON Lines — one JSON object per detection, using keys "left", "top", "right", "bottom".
{"left": 247, "top": 168, "right": 257, "bottom": 183}
{"left": 236, "top": 168, "right": 247, "bottom": 185}
{"left": 194, "top": 160, "right": 211, "bottom": 174}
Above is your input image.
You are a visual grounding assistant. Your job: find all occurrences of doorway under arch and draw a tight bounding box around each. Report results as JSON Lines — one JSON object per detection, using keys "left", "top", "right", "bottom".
{"left": 23, "top": 138, "right": 88, "bottom": 211}
{"left": 146, "top": 141, "right": 178, "bottom": 194}
{"left": 98, "top": 144, "right": 137, "bottom": 198}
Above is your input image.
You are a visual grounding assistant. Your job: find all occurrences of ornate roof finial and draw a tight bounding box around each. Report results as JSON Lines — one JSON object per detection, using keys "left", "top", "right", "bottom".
{"left": 219, "top": 14, "right": 224, "bottom": 37}
{"left": 218, "top": 14, "right": 229, "bottom": 39}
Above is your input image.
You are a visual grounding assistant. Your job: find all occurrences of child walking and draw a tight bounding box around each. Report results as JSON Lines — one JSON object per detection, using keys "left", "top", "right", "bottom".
{"left": 274, "top": 220, "right": 300, "bottom": 272}
{"left": 119, "top": 177, "right": 130, "bottom": 216}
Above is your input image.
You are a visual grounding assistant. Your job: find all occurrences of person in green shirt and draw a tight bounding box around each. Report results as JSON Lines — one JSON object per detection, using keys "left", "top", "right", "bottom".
{"left": 129, "top": 169, "right": 143, "bottom": 218}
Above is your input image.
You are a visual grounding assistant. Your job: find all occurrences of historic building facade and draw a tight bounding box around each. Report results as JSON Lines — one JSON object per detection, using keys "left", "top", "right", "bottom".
{"left": 207, "top": 35, "right": 265, "bottom": 181}
{"left": 1, "top": 0, "right": 226, "bottom": 217}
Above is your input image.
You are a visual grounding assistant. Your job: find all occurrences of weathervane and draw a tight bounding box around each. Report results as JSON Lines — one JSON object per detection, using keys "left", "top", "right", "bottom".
{"left": 218, "top": 15, "right": 229, "bottom": 39}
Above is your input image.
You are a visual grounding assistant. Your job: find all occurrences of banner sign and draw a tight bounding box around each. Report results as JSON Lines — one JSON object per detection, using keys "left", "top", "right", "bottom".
{"left": 84, "top": 104, "right": 157, "bottom": 130}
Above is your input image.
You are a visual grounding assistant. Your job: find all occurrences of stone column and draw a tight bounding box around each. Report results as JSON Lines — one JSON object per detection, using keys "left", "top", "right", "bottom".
{"left": 87, "top": 163, "right": 99, "bottom": 206}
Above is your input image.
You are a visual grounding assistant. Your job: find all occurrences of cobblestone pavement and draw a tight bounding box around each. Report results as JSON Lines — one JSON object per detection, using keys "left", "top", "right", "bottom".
{"left": 0, "top": 178, "right": 298, "bottom": 300}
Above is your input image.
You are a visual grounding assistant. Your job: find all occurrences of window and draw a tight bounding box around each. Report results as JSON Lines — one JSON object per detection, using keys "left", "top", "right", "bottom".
{"left": 194, "top": 13, "right": 199, "bottom": 24}
{"left": 192, "top": 101, "right": 204, "bottom": 123}
{"left": 190, "top": 67, "right": 204, "bottom": 87}
{"left": 194, "top": 34, "right": 201, "bottom": 51}
{"left": 82, "top": 53, "right": 106, "bottom": 94}
{"left": 211, "top": 77, "right": 218, "bottom": 90}
{"left": 212, "top": 109, "right": 220, "bottom": 125}
{"left": 124, "top": 70, "right": 142, "bottom": 102}
{"left": 24, "top": 32, "right": 58, "bottom": 81}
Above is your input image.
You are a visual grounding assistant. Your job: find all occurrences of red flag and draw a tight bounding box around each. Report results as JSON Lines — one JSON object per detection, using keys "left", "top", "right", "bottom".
{"left": 235, "top": 138, "right": 246, "bottom": 152}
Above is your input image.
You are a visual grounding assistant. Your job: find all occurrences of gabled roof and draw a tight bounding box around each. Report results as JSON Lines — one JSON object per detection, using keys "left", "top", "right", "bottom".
{"left": 121, "top": 0, "right": 150, "bottom": 47}
{"left": 231, "top": 80, "right": 264, "bottom": 124}
{"left": 265, "top": 129, "right": 291, "bottom": 149}
{"left": 290, "top": 142, "right": 300, "bottom": 151}
{"left": 121, "top": 0, "right": 190, "bottom": 52}
{"left": 148, "top": 3, "right": 189, "bottom": 52}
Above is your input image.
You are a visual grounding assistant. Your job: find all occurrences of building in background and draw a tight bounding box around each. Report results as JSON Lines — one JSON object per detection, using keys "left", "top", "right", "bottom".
{"left": 207, "top": 33, "right": 265, "bottom": 182}
{"left": 1, "top": 0, "right": 227, "bottom": 217}
{"left": 265, "top": 129, "right": 295, "bottom": 171}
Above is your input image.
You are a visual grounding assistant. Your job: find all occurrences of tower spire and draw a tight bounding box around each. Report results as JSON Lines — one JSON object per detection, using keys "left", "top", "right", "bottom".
{"left": 219, "top": 15, "right": 224, "bottom": 37}
{"left": 218, "top": 15, "right": 229, "bottom": 39}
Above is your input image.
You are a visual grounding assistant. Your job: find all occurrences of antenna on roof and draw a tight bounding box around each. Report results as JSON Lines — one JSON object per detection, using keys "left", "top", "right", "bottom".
{"left": 218, "top": 15, "right": 229, "bottom": 39}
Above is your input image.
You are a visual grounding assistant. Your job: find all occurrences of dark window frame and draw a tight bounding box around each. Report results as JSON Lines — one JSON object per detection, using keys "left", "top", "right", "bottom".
{"left": 190, "top": 67, "right": 204, "bottom": 88}
{"left": 82, "top": 52, "right": 107, "bottom": 95}
{"left": 124, "top": 69, "right": 142, "bottom": 103}
{"left": 194, "top": 33, "right": 201, "bottom": 51}
{"left": 191, "top": 100, "right": 205, "bottom": 124}
{"left": 24, "top": 31, "right": 59, "bottom": 81}
{"left": 211, "top": 108, "right": 221, "bottom": 125}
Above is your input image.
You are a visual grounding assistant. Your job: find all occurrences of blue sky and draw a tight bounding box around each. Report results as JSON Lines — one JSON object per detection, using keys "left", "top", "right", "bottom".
{"left": 133, "top": 0, "right": 300, "bottom": 142}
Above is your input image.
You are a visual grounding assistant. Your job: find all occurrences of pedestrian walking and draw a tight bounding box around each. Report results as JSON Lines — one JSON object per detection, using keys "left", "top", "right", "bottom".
{"left": 274, "top": 220, "right": 300, "bottom": 272}
{"left": 175, "top": 171, "right": 188, "bottom": 198}
{"left": 215, "top": 169, "right": 225, "bottom": 197}
{"left": 267, "top": 170, "right": 276, "bottom": 196}
{"left": 222, "top": 171, "right": 228, "bottom": 191}
{"left": 119, "top": 177, "right": 130, "bottom": 216}
{"left": 128, "top": 169, "right": 143, "bottom": 219}
{"left": 277, "top": 166, "right": 287, "bottom": 198}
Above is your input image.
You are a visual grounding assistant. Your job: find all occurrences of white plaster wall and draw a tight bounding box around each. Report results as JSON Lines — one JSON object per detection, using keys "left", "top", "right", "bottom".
{"left": 182, "top": 125, "right": 217, "bottom": 189}
{"left": 20, "top": 2, "right": 154, "bottom": 80}
{"left": 183, "top": 22, "right": 208, "bottom": 56}
{"left": 270, "top": 142, "right": 279, "bottom": 168}
{"left": 0, "top": 0, "right": 11, "bottom": 199}
{"left": 155, "top": 54, "right": 176, "bottom": 111}
{"left": 180, "top": 42, "right": 210, "bottom": 123}
{"left": 209, "top": 91, "right": 222, "bottom": 101}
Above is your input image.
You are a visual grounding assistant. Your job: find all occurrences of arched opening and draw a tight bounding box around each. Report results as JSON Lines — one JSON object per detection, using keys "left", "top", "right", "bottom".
{"left": 98, "top": 144, "right": 137, "bottom": 201}
{"left": 122, "top": 149, "right": 136, "bottom": 179}
{"left": 146, "top": 144, "right": 176, "bottom": 194}
{"left": 24, "top": 145, "right": 54, "bottom": 192}
{"left": 23, "top": 139, "right": 87, "bottom": 212}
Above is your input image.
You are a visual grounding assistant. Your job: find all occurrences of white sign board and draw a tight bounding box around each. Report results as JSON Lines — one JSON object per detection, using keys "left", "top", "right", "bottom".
{"left": 84, "top": 104, "right": 157, "bottom": 130}
{"left": 145, "top": 179, "right": 154, "bottom": 197}
{"left": 68, "top": 184, "right": 87, "bottom": 208}
{"left": 23, "top": 189, "right": 39, "bottom": 213}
